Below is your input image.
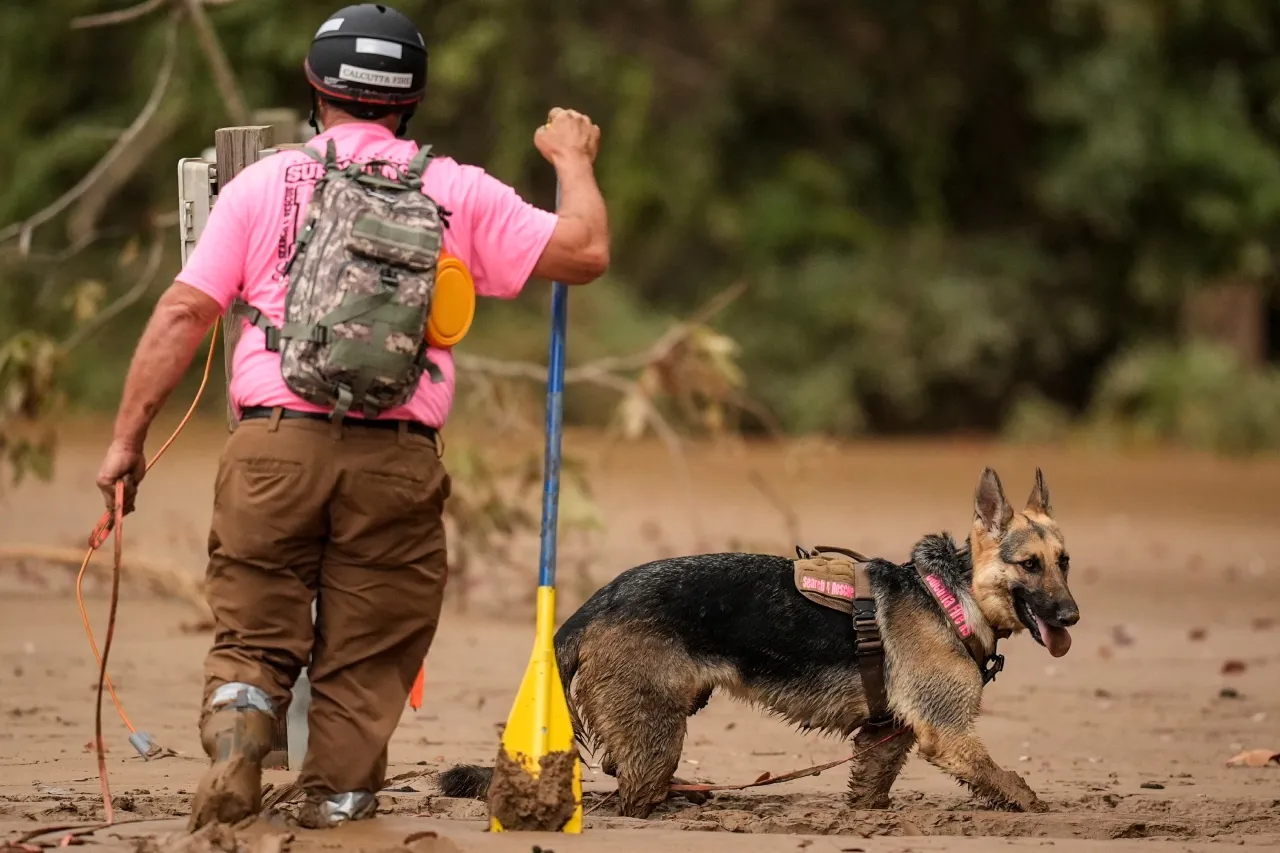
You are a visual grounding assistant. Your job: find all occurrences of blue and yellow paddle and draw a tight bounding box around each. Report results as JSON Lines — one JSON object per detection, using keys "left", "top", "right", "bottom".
{"left": 488, "top": 185, "right": 583, "bottom": 833}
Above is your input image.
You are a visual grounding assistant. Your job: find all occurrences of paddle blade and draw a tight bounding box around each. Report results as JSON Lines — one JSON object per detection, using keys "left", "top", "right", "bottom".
{"left": 489, "top": 588, "right": 582, "bottom": 833}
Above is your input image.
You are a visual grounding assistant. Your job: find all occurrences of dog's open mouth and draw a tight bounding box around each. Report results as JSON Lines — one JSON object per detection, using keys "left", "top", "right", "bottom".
{"left": 1013, "top": 589, "right": 1072, "bottom": 658}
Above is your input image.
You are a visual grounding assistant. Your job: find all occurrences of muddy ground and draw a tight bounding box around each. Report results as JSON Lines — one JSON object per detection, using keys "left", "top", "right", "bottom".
{"left": 1, "top": 418, "right": 1278, "bottom": 852}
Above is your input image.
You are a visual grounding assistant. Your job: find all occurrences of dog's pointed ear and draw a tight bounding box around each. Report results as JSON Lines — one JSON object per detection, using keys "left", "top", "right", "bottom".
{"left": 974, "top": 467, "right": 1013, "bottom": 538}
{"left": 1026, "top": 467, "right": 1052, "bottom": 517}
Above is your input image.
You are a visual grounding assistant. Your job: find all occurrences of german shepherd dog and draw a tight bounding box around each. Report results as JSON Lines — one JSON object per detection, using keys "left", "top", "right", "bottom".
{"left": 441, "top": 468, "right": 1079, "bottom": 817}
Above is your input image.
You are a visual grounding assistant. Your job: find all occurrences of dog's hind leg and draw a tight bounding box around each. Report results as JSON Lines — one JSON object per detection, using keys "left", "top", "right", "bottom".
{"left": 915, "top": 724, "right": 1043, "bottom": 812}
{"left": 846, "top": 725, "right": 915, "bottom": 810}
{"left": 573, "top": 626, "right": 710, "bottom": 818}
{"left": 612, "top": 703, "right": 686, "bottom": 817}
{"left": 581, "top": 681, "right": 687, "bottom": 818}
{"left": 598, "top": 749, "right": 707, "bottom": 808}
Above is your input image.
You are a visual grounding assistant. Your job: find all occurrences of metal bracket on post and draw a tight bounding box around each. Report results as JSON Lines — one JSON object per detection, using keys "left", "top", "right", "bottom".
{"left": 176, "top": 158, "right": 215, "bottom": 267}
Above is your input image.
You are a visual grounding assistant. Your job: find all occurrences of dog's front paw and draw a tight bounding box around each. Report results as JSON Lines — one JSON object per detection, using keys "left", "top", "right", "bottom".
{"left": 1000, "top": 770, "right": 1044, "bottom": 813}
{"left": 846, "top": 789, "right": 892, "bottom": 810}
{"left": 972, "top": 770, "right": 1043, "bottom": 812}
{"left": 844, "top": 788, "right": 885, "bottom": 804}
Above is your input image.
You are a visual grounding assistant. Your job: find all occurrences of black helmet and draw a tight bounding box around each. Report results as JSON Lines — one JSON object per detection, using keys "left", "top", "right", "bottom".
{"left": 305, "top": 4, "right": 427, "bottom": 108}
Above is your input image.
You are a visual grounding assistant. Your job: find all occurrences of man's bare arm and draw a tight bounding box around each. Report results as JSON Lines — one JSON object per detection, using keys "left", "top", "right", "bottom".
{"left": 112, "top": 282, "right": 224, "bottom": 451}
{"left": 532, "top": 155, "right": 610, "bottom": 285}
{"left": 531, "top": 108, "right": 610, "bottom": 285}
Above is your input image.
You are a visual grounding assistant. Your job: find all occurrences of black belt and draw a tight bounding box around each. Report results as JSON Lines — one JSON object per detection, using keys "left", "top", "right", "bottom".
{"left": 239, "top": 406, "right": 439, "bottom": 441}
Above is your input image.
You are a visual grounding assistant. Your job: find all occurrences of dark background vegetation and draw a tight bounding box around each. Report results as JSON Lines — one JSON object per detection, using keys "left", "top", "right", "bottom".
{"left": 3, "top": 0, "right": 1280, "bottom": 458}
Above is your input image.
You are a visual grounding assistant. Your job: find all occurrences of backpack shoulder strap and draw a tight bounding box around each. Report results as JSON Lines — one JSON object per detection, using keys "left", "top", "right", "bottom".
{"left": 298, "top": 139, "right": 340, "bottom": 170}
{"left": 404, "top": 144, "right": 434, "bottom": 182}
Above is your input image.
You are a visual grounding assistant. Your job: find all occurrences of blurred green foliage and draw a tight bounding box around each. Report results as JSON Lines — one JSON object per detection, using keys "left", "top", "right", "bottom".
{"left": 2, "top": 0, "right": 1279, "bottom": 452}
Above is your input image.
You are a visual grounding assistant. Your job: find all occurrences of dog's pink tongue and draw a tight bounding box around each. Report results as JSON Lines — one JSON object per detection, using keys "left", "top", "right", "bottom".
{"left": 1035, "top": 616, "right": 1072, "bottom": 657}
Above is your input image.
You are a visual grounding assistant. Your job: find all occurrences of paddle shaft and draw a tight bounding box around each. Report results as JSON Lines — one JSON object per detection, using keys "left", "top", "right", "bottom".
{"left": 538, "top": 183, "right": 567, "bottom": 589}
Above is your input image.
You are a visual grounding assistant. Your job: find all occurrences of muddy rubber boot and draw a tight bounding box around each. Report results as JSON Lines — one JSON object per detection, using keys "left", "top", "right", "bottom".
{"left": 296, "top": 792, "right": 378, "bottom": 829}
{"left": 188, "top": 683, "right": 276, "bottom": 832}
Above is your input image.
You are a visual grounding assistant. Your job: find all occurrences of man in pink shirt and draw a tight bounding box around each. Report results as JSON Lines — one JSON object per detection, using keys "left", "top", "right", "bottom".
{"left": 94, "top": 3, "right": 608, "bottom": 831}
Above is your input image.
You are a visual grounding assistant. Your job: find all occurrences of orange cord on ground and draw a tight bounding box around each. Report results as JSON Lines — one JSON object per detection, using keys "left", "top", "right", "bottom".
{"left": 93, "top": 480, "right": 126, "bottom": 825}
{"left": 78, "top": 321, "right": 220, "bottom": 821}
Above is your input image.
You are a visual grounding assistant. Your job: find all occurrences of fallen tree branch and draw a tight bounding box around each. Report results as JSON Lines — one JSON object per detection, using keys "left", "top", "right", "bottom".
{"left": 0, "top": 544, "right": 210, "bottom": 619}
{"left": 566, "top": 280, "right": 747, "bottom": 381}
{"left": 181, "top": 0, "right": 250, "bottom": 125}
{"left": 71, "top": 0, "right": 167, "bottom": 30}
{"left": 60, "top": 233, "right": 169, "bottom": 354}
{"left": 71, "top": 0, "right": 243, "bottom": 30}
{"left": 455, "top": 283, "right": 754, "bottom": 548}
{"left": 0, "top": 13, "right": 180, "bottom": 255}
{"left": 454, "top": 281, "right": 747, "bottom": 386}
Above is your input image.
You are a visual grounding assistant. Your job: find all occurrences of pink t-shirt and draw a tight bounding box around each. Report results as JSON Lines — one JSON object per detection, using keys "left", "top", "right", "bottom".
{"left": 179, "top": 121, "right": 557, "bottom": 427}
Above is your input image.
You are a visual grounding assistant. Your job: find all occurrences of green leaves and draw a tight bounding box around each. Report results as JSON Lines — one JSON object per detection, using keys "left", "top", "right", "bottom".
{"left": 4, "top": 0, "right": 1280, "bottom": 453}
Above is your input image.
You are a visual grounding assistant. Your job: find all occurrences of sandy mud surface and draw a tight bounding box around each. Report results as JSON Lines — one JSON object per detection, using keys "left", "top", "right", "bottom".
{"left": 2, "top": 422, "right": 1278, "bottom": 851}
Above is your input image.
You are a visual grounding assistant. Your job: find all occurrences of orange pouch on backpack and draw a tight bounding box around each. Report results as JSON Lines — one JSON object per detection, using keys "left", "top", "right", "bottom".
{"left": 425, "top": 250, "right": 476, "bottom": 349}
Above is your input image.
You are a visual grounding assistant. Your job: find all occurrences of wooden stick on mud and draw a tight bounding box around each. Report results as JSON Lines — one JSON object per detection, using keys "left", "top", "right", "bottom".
{"left": 0, "top": 544, "right": 210, "bottom": 619}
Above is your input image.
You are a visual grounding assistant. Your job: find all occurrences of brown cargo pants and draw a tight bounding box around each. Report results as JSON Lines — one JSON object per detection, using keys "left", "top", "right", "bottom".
{"left": 200, "top": 410, "right": 450, "bottom": 796}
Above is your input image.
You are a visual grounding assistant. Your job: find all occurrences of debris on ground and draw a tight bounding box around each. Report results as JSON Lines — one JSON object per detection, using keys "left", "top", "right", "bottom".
{"left": 1225, "top": 749, "right": 1279, "bottom": 768}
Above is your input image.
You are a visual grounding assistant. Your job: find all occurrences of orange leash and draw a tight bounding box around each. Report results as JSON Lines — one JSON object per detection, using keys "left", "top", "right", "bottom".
{"left": 77, "top": 323, "right": 219, "bottom": 811}
{"left": 91, "top": 481, "right": 126, "bottom": 825}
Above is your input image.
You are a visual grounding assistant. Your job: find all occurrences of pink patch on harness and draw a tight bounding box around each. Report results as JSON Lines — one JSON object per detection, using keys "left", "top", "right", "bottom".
{"left": 801, "top": 575, "right": 855, "bottom": 599}
{"left": 924, "top": 574, "right": 973, "bottom": 638}
{"left": 828, "top": 581, "right": 855, "bottom": 600}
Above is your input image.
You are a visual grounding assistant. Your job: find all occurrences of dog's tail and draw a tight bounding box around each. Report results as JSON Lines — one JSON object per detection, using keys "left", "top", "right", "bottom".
{"left": 554, "top": 610, "right": 593, "bottom": 747}
{"left": 438, "top": 617, "right": 592, "bottom": 802}
{"left": 438, "top": 764, "right": 492, "bottom": 800}
{"left": 554, "top": 610, "right": 586, "bottom": 689}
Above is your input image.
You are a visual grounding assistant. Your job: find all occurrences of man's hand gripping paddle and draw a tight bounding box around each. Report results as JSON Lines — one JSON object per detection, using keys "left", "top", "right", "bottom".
{"left": 488, "top": 182, "right": 582, "bottom": 833}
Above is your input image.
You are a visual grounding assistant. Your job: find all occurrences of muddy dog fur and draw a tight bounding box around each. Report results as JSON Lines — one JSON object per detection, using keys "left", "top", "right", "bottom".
{"left": 441, "top": 468, "right": 1080, "bottom": 818}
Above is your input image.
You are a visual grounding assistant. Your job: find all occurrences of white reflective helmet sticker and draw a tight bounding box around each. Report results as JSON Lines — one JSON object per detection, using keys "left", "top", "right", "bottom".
{"left": 355, "top": 37, "right": 404, "bottom": 59}
{"left": 338, "top": 63, "right": 413, "bottom": 89}
{"left": 316, "top": 17, "right": 344, "bottom": 36}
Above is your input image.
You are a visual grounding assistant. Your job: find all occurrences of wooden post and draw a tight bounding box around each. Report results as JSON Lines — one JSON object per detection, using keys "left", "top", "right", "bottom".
{"left": 213, "top": 125, "right": 274, "bottom": 431}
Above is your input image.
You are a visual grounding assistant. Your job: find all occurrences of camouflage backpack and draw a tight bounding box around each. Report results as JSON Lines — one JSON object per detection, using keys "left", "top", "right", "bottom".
{"left": 237, "top": 138, "right": 447, "bottom": 420}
